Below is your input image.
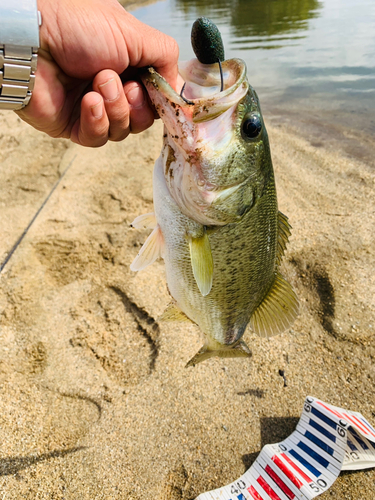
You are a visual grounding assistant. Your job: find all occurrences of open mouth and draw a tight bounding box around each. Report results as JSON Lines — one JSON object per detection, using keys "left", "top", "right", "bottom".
{"left": 141, "top": 57, "right": 251, "bottom": 226}
{"left": 142, "top": 58, "right": 248, "bottom": 123}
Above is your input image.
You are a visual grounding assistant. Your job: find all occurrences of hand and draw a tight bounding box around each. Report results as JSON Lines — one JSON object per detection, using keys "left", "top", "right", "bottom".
{"left": 16, "top": 0, "right": 179, "bottom": 147}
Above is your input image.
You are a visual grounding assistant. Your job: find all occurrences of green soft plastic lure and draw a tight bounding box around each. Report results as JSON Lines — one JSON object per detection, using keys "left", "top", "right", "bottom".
{"left": 191, "top": 17, "right": 225, "bottom": 64}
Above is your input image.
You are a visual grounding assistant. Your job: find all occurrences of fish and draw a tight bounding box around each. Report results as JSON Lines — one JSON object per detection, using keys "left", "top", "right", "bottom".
{"left": 130, "top": 18, "right": 299, "bottom": 367}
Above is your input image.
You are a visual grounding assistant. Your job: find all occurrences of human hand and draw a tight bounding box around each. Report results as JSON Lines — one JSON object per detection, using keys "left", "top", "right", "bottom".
{"left": 16, "top": 0, "right": 179, "bottom": 147}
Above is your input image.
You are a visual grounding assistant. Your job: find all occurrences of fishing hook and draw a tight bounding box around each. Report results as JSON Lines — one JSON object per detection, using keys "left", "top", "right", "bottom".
{"left": 180, "top": 82, "right": 194, "bottom": 105}
{"left": 180, "top": 59, "right": 224, "bottom": 104}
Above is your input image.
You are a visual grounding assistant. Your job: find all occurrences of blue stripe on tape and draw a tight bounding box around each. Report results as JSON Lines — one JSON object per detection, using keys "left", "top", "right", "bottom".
{"left": 309, "top": 419, "right": 336, "bottom": 443}
{"left": 288, "top": 449, "right": 321, "bottom": 477}
{"left": 347, "top": 438, "right": 358, "bottom": 451}
{"left": 305, "top": 431, "right": 335, "bottom": 456}
{"left": 237, "top": 495, "right": 246, "bottom": 500}
{"left": 298, "top": 441, "right": 330, "bottom": 468}
{"left": 361, "top": 417, "right": 375, "bottom": 434}
{"left": 311, "top": 406, "right": 337, "bottom": 429}
{"left": 351, "top": 429, "right": 369, "bottom": 450}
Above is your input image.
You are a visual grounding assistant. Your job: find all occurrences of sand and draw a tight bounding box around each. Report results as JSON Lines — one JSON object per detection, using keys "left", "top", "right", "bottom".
{"left": 0, "top": 35, "right": 374, "bottom": 500}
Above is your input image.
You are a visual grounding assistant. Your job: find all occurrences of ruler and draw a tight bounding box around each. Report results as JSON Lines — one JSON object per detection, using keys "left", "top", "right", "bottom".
{"left": 196, "top": 396, "right": 375, "bottom": 500}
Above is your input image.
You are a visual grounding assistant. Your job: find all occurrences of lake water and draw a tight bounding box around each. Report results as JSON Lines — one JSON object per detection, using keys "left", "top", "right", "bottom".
{"left": 132, "top": 0, "right": 375, "bottom": 164}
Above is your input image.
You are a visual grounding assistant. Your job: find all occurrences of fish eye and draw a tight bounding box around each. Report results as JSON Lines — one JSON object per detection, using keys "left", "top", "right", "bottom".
{"left": 241, "top": 113, "right": 262, "bottom": 140}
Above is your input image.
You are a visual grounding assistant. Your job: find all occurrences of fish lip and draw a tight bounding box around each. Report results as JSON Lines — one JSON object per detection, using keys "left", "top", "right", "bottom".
{"left": 141, "top": 67, "right": 188, "bottom": 107}
{"left": 141, "top": 58, "right": 248, "bottom": 122}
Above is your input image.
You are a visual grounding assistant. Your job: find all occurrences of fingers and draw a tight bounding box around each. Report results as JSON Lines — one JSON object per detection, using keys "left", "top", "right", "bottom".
{"left": 95, "top": 71, "right": 130, "bottom": 142}
{"left": 70, "top": 92, "right": 109, "bottom": 147}
{"left": 123, "top": 81, "right": 154, "bottom": 134}
{"left": 94, "top": 70, "right": 154, "bottom": 137}
{"left": 71, "top": 70, "right": 155, "bottom": 146}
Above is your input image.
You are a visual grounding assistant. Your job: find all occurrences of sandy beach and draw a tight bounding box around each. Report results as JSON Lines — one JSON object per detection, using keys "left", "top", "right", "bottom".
{"left": 0, "top": 7, "right": 374, "bottom": 499}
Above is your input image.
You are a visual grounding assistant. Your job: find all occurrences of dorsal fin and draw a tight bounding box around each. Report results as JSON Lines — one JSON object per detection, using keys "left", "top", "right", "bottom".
{"left": 158, "top": 302, "right": 192, "bottom": 323}
{"left": 277, "top": 211, "right": 292, "bottom": 266}
{"left": 250, "top": 272, "right": 299, "bottom": 338}
{"left": 188, "top": 229, "right": 214, "bottom": 297}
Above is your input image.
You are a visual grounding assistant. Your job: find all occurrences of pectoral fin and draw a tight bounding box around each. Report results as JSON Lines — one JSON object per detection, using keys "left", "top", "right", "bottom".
{"left": 130, "top": 212, "right": 157, "bottom": 230}
{"left": 130, "top": 225, "right": 165, "bottom": 272}
{"left": 186, "top": 340, "right": 251, "bottom": 368}
{"left": 188, "top": 229, "right": 214, "bottom": 297}
{"left": 158, "top": 302, "right": 192, "bottom": 323}
{"left": 250, "top": 272, "right": 299, "bottom": 338}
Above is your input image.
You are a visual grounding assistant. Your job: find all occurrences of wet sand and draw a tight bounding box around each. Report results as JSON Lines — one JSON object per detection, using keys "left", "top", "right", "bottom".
{"left": 0, "top": 25, "right": 374, "bottom": 500}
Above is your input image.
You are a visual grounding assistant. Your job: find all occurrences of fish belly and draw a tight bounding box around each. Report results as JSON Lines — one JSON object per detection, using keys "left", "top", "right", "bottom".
{"left": 153, "top": 157, "right": 278, "bottom": 347}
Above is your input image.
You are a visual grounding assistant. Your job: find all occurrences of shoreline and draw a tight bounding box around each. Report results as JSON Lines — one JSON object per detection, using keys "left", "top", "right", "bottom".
{"left": 119, "top": 0, "right": 162, "bottom": 12}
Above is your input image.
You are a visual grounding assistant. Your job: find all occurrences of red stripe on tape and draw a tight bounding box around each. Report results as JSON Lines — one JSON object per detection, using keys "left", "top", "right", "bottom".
{"left": 257, "top": 475, "right": 282, "bottom": 500}
{"left": 248, "top": 485, "right": 263, "bottom": 500}
{"left": 272, "top": 455, "right": 303, "bottom": 490}
{"left": 316, "top": 401, "right": 344, "bottom": 420}
{"left": 266, "top": 464, "right": 295, "bottom": 499}
{"left": 361, "top": 417, "right": 375, "bottom": 438}
{"left": 344, "top": 413, "right": 370, "bottom": 436}
{"left": 281, "top": 452, "right": 312, "bottom": 483}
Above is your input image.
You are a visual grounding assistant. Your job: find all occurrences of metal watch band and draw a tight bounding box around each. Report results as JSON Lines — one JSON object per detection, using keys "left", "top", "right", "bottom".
{"left": 0, "top": 46, "right": 38, "bottom": 110}
{"left": 0, "top": 0, "right": 41, "bottom": 110}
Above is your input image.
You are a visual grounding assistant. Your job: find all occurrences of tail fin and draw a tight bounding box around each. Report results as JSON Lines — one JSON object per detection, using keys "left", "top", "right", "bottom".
{"left": 186, "top": 340, "right": 251, "bottom": 368}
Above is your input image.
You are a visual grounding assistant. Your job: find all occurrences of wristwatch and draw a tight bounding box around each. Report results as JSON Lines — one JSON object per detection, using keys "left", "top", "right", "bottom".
{"left": 0, "top": 0, "right": 41, "bottom": 110}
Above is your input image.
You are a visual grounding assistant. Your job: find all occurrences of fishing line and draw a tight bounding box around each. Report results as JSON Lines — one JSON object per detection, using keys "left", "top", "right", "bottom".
{"left": 0, "top": 155, "right": 76, "bottom": 274}
{"left": 218, "top": 59, "right": 224, "bottom": 92}
{"left": 180, "top": 59, "right": 224, "bottom": 103}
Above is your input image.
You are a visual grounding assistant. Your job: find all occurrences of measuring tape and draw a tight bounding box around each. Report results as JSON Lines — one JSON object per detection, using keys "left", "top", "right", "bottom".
{"left": 196, "top": 396, "right": 375, "bottom": 500}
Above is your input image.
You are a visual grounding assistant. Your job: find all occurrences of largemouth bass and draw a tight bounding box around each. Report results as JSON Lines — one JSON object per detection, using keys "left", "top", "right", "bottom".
{"left": 130, "top": 18, "right": 299, "bottom": 367}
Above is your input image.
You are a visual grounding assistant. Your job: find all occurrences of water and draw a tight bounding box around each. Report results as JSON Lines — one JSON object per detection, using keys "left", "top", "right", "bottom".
{"left": 131, "top": 0, "right": 375, "bottom": 164}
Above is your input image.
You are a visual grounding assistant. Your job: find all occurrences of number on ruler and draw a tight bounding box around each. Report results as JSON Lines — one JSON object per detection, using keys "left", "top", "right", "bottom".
{"left": 230, "top": 480, "right": 246, "bottom": 494}
{"left": 309, "top": 479, "right": 327, "bottom": 493}
{"left": 337, "top": 427, "right": 346, "bottom": 438}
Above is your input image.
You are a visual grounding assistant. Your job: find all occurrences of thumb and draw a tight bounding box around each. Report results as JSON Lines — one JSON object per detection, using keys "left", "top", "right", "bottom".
{"left": 121, "top": 13, "right": 179, "bottom": 91}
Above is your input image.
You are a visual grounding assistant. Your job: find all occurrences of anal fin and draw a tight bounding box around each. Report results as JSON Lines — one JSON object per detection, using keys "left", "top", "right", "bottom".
{"left": 130, "top": 224, "right": 165, "bottom": 272}
{"left": 158, "top": 302, "right": 192, "bottom": 323}
{"left": 188, "top": 228, "right": 213, "bottom": 297}
{"left": 250, "top": 272, "right": 299, "bottom": 338}
{"left": 186, "top": 340, "right": 251, "bottom": 368}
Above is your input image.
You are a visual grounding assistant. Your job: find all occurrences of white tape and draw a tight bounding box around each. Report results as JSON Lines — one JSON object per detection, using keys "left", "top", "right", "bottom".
{"left": 195, "top": 396, "right": 375, "bottom": 500}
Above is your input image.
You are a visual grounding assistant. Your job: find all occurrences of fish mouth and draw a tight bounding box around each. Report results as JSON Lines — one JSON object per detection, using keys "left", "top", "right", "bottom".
{"left": 142, "top": 58, "right": 248, "bottom": 124}
{"left": 142, "top": 58, "right": 249, "bottom": 226}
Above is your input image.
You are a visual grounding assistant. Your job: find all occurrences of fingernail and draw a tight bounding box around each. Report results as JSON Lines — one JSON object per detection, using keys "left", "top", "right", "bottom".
{"left": 91, "top": 100, "right": 103, "bottom": 119}
{"left": 127, "top": 85, "right": 145, "bottom": 109}
{"left": 99, "top": 78, "right": 119, "bottom": 101}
